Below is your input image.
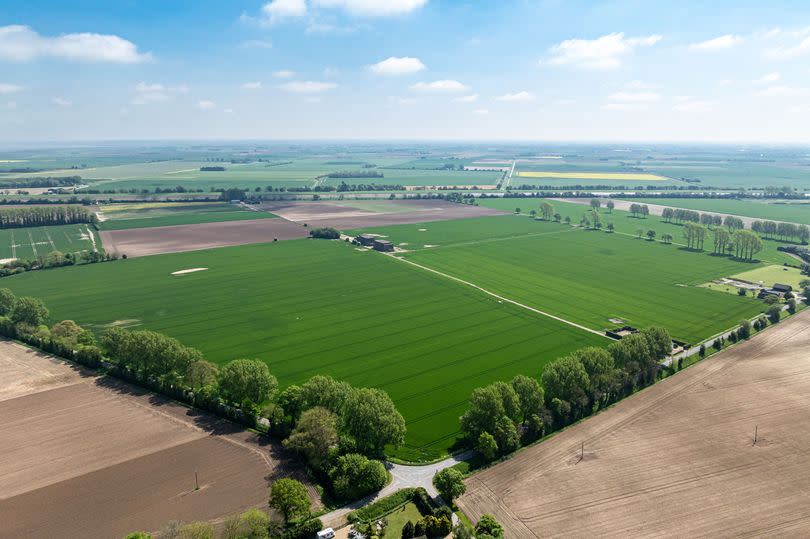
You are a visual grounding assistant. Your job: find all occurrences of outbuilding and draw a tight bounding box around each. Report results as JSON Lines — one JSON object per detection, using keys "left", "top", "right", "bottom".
{"left": 357, "top": 234, "right": 375, "bottom": 246}
{"left": 773, "top": 283, "right": 793, "bottom": 293}
{"left": 373, "top": 239, "right": 394, "bottom": 252}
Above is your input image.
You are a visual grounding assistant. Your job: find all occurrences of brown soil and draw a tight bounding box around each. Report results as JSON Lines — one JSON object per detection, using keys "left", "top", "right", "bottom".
{"left": 100, "top": 218, "right": 309, "bottom": 257}
{"left": 261, "top": 200, "right": 507, "bottom": 229}
{"left": 458, "top": 310, "right": 810, "bottom": 538}
{"left": 0, "top": 341, "right": 316, "bottom": 539}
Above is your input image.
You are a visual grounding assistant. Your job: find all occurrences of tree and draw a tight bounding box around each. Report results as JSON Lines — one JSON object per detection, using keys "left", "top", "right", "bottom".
{"left": 541, "top": 356, "right": 589, "bottom": 414}
{"left": 270, "top": 478, "right": 311, "bottom": 523}
{"left": 662, "top": 233, "right": 673, "bottom": 244}
{"left": 514, "top": 207, "right": 521, "bottom": 214}
{"left": 185, "top": 360, "right": 218, "bottom": 389}
{"left": 591, "top": 209, "right": 602, "bottom": 229}
{"left": 713, "top": 227, "right": 731, "bottom": 254}
{"left": 344, "top": 387, "right": 406, "bottom": 455}
{"left": 788, "top": 298, "right": 797, "bottom": 314}
{"left": 51, "top": 319, "right": 93, "bottom": 345}
{"left": 553, "top": 212, "right": 561, "bottom": 222}
{"left": 221, "top": 508, "right": 272, "bottom": 539}
{"left": 540, "top": 202, "right": 554, "bottom": 221}
{"left": 11, "top": 296, "right": 49, "bottom": 326}
{"left": 511, "top": 374, "right": 544, "bottom": 424}
{"left": 218, "top": 359, "right": 277, "bottom": 408}
{"left": 646, "top": 229, "right": 656, "bottom": 241}
{"left": 635, "top": 228, "right": 644, "bottom": 239}
{"left": 590, "top": 198, "right": 601, "bottom": 210}
{"left": 564, "top": 215, "right": 571, "bottom": 225}
{"left": 661, "top": 207, "right": 674, "bottom": 223}
{"left": 767, "top": 304, "right": 782, "bottom": 324}
{"left": 460, "top": 385, "right": 505, "bottom": 441}
{"left": 475, "top": 514, "right": 504, "bottom": 539}
{"left": 309, "top": 227, "right": 340, "bottom": 239}
{"left": 433, "top": 468, "right": 466, "bottom": 504}
{"left": 452, "top": 523, "right": 474, "bottom": 539}
{"left": 641, "top": 326, "right": 672, "bottom": 360}
{"left": 493, "top": 415, "right": 520, "bottom": 454}
{"left": 0, "top": 288, "right": 15, "bottom": 315}
{"left": 300, "top": 375, "right": 354, "bottom": 416}
{"left": 329, "top": 453, "right": 387, "bottom": 501}
{"left": 402, "top": 521, "right": 416, "bottom": 539}
{"left": 571, "top": 347, "right": 616, "bottom": 407}
{"left": 529, "top": 209, "right": 537, "bottom": 218}
{"left": 476, "top": 431, "right": 498, "bottom": 461}
{"left": 283, "top": 406, "right": 338, "bottom": 467}
{"left": 739, "top": 319, "right": 752, "bottom": 340}
{"left": 607, "top": 222, "right": 615, "bottom": 233}
{"left": 606, "top": 200, "right": 615, "bottom": 213}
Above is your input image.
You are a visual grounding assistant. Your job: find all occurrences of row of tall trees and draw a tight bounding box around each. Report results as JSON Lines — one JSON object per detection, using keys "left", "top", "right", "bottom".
{"left": 0, "top": 205, "right": 96, "bottom": 228}
{"left": 460, "top": 327, "right": 672, "bottom": 460}
{"left": 628, "top": 203, "right": 650, "bottom": 218}
{"left": 751, "top": 220, "right": 810, "bottom": 243}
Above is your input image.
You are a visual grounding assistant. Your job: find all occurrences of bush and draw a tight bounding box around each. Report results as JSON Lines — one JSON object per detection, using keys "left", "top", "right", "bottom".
{"left": 309, "top": 227, "right": 340, "bottom": 239}
{"left": 330, "top": 453, "right": 387, "bottom": 502}
{"left": 347, "top": 488, "right": 416, "bottom": 523}
{"left": 475, "top": 514, "right": 504, "bottom": 539}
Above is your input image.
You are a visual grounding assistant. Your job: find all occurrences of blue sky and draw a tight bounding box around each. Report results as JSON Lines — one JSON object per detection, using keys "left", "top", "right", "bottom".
{"left": 4, "top": 0, "right": 810, "bottom": 142}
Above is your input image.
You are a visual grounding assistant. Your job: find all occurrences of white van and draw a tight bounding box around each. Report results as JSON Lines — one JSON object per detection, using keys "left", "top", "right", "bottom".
{"left": 317, "top": 528, "right": 335, "bottom": 539}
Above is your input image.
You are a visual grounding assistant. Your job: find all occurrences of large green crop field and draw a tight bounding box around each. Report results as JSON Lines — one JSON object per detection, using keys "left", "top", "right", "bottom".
{"left": 0, "top": 224, "right": 99, "bottom": 260}
{"left": 98, "top": 202, "right": 276, "bottom": 230}
{"left": 627, "top": 197, "right": 810, "bottom": 225}
{"left": 352, "top": 214, "right": 766, "bottom": 343}
{"left": 0, "top": 239, "right": 602, "bottom": 460}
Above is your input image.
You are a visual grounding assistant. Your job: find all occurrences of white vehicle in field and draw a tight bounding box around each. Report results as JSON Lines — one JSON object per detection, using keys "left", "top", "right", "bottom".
{"left": 316, "top": 528, "right": 335, "bottom": 539}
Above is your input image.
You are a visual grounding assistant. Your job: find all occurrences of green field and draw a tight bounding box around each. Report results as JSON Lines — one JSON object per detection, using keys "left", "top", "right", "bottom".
{"left": 0, "top": 224, "right": 99, "bottom": 260}
{"left": 98, "top": 202, "right": 276, "bottom": 230}
{"left": 0, "top": 239, "right": 602, "bottom": 460}
{"left": 381, "top": 503, "right": 425, "bottom": 538}
{"left": 730, "top": 265, "right": 806, "bottom": 289}
{"left": 628, "top": 198, "right": 810, "bottom": 225}
{"left": 477, "top": 197, "right": 796, "bottom": 265}
{"left": 352, "top": 214, "right": 766, "bottom": 343}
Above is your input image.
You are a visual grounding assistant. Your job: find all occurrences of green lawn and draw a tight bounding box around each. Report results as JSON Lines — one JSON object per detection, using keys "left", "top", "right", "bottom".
{"left": 99, "top": 202, "right": 276, "bottom": 230}
{"left": 0, "top": 239, "right": 602, "bottom": 460}
{"left": 354, "top": 214, "right": 766, "bottom": 343}
{"left": 0, "top": 224, "right": 99, "bottom": 260}
{"left": 730, "top": 265, "right": 807, "bottom": 289}
{"left": 381, "top": 503, "right": 425, "bottom": 538}
{"left": 628, "top": 197, "right": 810, "bottom": 226}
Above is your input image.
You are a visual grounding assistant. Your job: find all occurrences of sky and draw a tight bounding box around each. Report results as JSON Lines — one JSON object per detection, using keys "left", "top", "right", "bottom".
{"left": 5, "top": 0, "right": 810, "bottom": 143}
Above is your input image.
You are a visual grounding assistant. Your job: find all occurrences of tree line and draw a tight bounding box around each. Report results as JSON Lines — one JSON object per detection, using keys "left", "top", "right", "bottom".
{"left": 460, "top": 327, "right": 673, "bottom": 462}
{"left": 0, "top": 205, "right": 96, "bottom": 228}
{"left": 751, "top": 220, "right": 810, "bottom": 244}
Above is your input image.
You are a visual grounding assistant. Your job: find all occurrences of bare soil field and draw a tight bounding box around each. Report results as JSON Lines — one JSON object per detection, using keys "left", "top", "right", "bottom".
{"left": 0, "top": 341, "right": 316, "bottom": 539}
{"left": 262, "top": 199, "right": 506, "bottom": 229}
{"left": 458, "top": 310, "right": 810, "bottom": 538}
{"left": 100, "top": 217, "right": 309, "bottom": 257}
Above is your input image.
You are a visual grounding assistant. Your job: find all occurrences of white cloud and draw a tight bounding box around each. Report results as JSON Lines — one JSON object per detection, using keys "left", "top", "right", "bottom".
{"left": 607, "top": 91, "right": 661, "bottom": 103}
{"left": 673, "top": 99, "right": 712, "bottom": 112}
{"left": 312, "top": 0, "right": 428, "bottom": 16}
{"left": 0, "top": 25, "right": 150, "bottom": 63}
{"left": 756, "top": 72, "right": 780, "bottom": 83}
{"left": 396, "top": 97, "right": 421, "bottom": 105}
{"left": 52, "top": 97, "right": 71, "bottom": 107}
{"left": 542, "top": 32, "right": 662, "bottom": 70}
{"left": 260, "top": 0, "right": 307, "bottom": 24}
{"left": 369, "top": 56, "right": 426, "bottom": 75}
{"left": 278, "top": 80, "right": 338, "bottom": 93}
{"left": 453, "top": 94, "right": 479, "bottom": 103}
{"left": 241, "top": 81, "right": 263, "bottom": 89}
{"left": 0, "top": 83, "right": 23, "bottom": 94}
{"left": 496, "top": 91, "right": 534, "bottom": 102}
{"left": 625, "top": 80, "right": 655, "bottom": 90}
{"left": 765, "top": 31, "right": 810, "bottom": 58}
{"left": 223, "top": 108, "right": 234, "bottom": 113}
{"left": 197, "top": 100, "right": 215, "bottom": 110}
{"left": 757, "top": 85, "right": 807, "bottom": 97}
{"left": 132, "top": 82, "right": 188, "bottom": 105}
{"left": 555, "top": 99, "right": 576, "bottom": 105}
{"left": 410, "top": 80, "right": 469, "bottom": 93}
{"left": 273, "top": 70, "right": 296, "bottom": 78}
{"left": 473, "top": 108, "right": 489, "bottom": 114}
{"left": 689, "top": 34, "right": 743, "bottom": 51}
{"left": 242, "top": 39, "right": 273, "bottom": 49}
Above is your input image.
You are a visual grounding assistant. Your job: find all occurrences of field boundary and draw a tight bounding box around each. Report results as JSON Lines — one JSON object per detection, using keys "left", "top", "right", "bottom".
{"left": 384, "top": 252, "right": 609, "bottom": 339}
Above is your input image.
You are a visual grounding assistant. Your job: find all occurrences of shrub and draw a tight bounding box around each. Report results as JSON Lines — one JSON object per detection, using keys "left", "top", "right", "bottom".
{"left": 475, "top": 514, "right": 504, "bottom": 539}
{"left": 329, "top": 453, "right": 387, "bottom": 502}
{"left": 347, "top": 488, "right": 416, "bottom": 523}
{"left": 280, "top": 518, "right": 323, "bottom": 539}
{"left": 309, "top": 227, "right": 340, "bottom": 239}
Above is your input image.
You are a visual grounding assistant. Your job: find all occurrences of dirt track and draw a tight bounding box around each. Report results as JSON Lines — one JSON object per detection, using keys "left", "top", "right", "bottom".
{"left": 0, "top": 342, "right": 316, "bottom": 539}
{"left": 262, "top": 199, "right": 507, "bottom": 229}
{"left": 100, "top": 218, "right": 309, "bottom": 257}
{"left": 458, "top": 310, "right": 810, "bottom": 538}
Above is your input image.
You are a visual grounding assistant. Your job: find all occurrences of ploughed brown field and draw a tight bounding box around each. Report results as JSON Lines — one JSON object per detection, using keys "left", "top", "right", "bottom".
{"left": 100, "top": 218, "right": 310, "bottom": 257}
{"left": 261, "top": 199, "right": 507, "bottom": 229}
{"left": 458, "top": 310, "right": 810, "bottom": 538}
{"left": 0, "top": 342, "right": 316, "bottom": 539}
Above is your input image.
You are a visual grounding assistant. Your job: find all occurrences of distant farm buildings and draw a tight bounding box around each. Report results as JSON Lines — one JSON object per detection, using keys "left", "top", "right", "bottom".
{"left": 356, "top": 234, "right": 376, "bottom": 246}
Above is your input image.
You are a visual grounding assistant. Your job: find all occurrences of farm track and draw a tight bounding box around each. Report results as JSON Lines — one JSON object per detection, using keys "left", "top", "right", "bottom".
{"left": 458, "top": 309, "right": 810, "bottom": 538}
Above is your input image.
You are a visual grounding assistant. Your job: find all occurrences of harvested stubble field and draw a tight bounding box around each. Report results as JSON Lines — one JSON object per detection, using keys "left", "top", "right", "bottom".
{"left": 0, "top": 341, "right": 314, "bottom": 539}
{"left": 0, "top": 240, "right": 603, "bottom": 459}
{"left": 352, "top": 214, "right": 764, "bottom": 343}
{"left": 100, "top": 217, "right": 309, "bottom": 257}
{"left": 458, "top": 309, "right": 810, "bottom": 538}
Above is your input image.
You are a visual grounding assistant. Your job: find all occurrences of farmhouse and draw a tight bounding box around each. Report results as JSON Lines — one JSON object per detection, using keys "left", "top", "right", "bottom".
{"left": 356, "top": 234, "right": 376, "bottom": 246}
{"left": 373, "top": 239, "right": 394, "bottom": 252}
{"left": 774, "top": 283, "right": 793, "bottom": 293}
